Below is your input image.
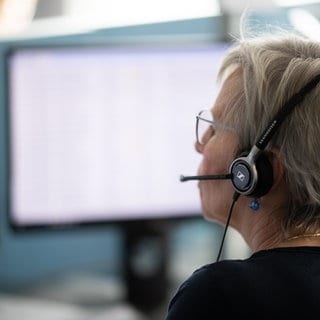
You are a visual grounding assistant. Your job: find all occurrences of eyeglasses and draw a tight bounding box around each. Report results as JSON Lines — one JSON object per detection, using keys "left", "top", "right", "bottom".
{"left": 196, "top": 109, "right": 236, "bottom": 145}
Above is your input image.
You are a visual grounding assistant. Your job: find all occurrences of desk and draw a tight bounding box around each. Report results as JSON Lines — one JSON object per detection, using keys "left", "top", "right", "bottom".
{"left": 0, "top": 273, "right": 148, "bottom": 320}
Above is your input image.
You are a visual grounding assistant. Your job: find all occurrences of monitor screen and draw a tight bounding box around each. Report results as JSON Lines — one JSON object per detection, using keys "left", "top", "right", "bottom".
{"left": 7, "top": 42, "right": 230, "bottom": 227}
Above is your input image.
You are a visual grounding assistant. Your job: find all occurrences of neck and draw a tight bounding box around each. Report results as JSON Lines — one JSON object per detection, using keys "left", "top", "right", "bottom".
{"left": 235, "top": 200, "right": 284, "bottom": 252}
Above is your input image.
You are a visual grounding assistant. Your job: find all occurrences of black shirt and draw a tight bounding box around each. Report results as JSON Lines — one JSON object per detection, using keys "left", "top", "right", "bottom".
{"left": 165, "top": 247, "right": 320, "bottom": 319}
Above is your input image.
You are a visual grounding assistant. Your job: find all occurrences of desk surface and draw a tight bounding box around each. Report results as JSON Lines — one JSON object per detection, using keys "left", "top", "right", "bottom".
{"left": 0, "top": 294, "right": 148, "bottom": 320}
{"left": 0, "top": 272, "right": 156, "bottom": 320}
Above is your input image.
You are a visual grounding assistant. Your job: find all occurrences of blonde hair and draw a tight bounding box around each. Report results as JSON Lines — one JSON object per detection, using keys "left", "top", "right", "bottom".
{"left": 218, "top": 31, "right": 320, "bottom": 234}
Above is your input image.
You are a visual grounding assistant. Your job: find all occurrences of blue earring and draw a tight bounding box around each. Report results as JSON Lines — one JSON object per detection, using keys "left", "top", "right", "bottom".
{"left": 249, "top": 199, "right": 260, "bottom": 211}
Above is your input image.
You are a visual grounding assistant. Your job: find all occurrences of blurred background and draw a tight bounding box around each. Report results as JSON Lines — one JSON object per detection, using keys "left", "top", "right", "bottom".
{"left": 0, "top": 0, "right": 319, "bottom": 319}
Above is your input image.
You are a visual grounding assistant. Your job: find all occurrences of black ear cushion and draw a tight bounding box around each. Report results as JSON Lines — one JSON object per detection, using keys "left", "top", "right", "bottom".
{"left": 251, "top": 153, "right": 274, "bottom": 198}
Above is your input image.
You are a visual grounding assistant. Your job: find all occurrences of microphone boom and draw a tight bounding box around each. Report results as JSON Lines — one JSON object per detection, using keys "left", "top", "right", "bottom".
{"left": 180, "top": 174, "right": 232, "bottom": 182}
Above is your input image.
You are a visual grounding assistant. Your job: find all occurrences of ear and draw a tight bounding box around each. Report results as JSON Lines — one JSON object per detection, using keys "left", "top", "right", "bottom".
{"left": 268, "top": 147, "right": 285, "bottom": 191}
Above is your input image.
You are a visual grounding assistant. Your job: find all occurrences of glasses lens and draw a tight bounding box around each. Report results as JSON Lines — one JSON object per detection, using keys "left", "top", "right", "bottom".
{"left": 196, "top": 110, "right": 214, "bottom": 145}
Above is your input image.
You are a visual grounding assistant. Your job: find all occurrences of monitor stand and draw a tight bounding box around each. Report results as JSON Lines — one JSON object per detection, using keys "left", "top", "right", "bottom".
{"left": 123, "top": 219, "right": 169, "bottom": 312}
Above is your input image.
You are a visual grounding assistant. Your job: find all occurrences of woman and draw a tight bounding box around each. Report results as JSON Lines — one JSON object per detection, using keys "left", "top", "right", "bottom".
{"left": 165, "top": 31, "right": 320, "bottom": 319}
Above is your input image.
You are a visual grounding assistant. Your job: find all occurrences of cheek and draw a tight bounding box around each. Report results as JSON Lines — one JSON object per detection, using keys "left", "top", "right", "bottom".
{"left": 197, "top": 135, "right": 239, "bottom": 222}
{"left": 199, "top": 179, "right": 235, "bottom": 223}
{"left": 199, "top": 142, "right": 234, "bottom": 175}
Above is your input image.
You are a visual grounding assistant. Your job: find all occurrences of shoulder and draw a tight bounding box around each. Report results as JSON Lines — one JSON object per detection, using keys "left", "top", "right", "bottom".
{"left": 184, "top": 257, "right": 255, "bottom": 290}
{"left": 166, "top": 259, "right": 251, "bottom": 319}
{"left": 165, "top": 251, "right": 279, "bottom": 319}
{"left": 165, "top": 248, "right": 320, "bottom": 319}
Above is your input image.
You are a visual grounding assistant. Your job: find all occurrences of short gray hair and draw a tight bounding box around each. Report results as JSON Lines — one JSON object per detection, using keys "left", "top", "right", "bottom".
{"left": 218, "top": 32, "right": 320, "bottom": 234}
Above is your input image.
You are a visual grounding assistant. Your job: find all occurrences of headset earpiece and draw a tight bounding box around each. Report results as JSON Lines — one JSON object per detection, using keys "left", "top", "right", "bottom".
{"left": 251, "top": 152, "right": 273, "bottom": 198}
{"left": 230, "top": 151, "right": 273, "bottom": 198}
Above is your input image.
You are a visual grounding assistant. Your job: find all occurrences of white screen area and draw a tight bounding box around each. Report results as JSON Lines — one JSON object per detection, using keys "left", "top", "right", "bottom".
{"left": 8, "top": 43, "right": 229, "bottom": 226}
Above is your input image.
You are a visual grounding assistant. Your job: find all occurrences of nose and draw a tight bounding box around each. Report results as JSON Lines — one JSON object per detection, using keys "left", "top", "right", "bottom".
{"left": 195, "top": 140, "right": 203, "bottom": 154}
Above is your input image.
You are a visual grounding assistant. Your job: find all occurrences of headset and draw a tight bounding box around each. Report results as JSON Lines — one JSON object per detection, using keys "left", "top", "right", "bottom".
{"left": 229, "top": 74, "right": 320, "bottom": 198}
{"left": 181, "top": 74, "right": 320, "bottom": 198}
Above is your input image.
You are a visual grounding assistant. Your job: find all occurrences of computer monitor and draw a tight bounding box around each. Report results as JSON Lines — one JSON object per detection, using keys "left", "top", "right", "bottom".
{"left": 5, "top": 33, "right": 230, "bottom": 229}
